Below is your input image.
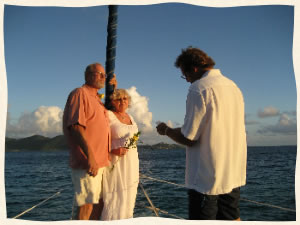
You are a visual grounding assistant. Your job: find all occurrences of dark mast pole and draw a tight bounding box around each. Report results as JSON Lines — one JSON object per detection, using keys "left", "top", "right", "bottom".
{"left": 105, "top": 5, "right": 118, "bottom": 109}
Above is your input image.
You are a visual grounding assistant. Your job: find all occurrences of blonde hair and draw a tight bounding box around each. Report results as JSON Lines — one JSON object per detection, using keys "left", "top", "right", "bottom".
{"left": 110, "top": 89, "right": 131, "bottom": 107}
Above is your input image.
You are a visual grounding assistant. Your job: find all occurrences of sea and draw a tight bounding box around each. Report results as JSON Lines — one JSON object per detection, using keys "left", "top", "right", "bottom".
{"left": 5, "top": 146, "right": 297, "bottom": 221}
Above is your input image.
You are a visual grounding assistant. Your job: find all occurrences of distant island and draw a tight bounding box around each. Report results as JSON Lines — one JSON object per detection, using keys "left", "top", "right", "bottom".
{"left": 6, "top": 135, "right": 296, "bottom": 152}
{"left": 5, "top": 135, "right": 184, "bottom": 152}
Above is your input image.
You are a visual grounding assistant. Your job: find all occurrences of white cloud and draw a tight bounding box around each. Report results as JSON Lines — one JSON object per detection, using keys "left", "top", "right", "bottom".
{"left": 257, "top": 113, "right": 297, "bottom": 135}
{"left": 5, "top": 89, "right": 176, "bottom": 145}
{"left": 6, "top": 106, "right": 63, "bottom": 138}
{"left": 126, "top": 87, "right": 182, "bottom": 144}
{"left": 282, "top": 110, "right": 297, "bottom": 117}
{"left": 127, "top": 86, "right": 153, "bottom": 132}
{"left": 257, "top": 106, "right": 280, "bottom": 118}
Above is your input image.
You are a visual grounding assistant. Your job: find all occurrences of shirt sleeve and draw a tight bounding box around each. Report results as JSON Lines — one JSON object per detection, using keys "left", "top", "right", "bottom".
{"left": 181, "top": 89, "right": 208, "bottom": 141}
{"left": 65, "top": 89, "right": 87, "bottom": 128}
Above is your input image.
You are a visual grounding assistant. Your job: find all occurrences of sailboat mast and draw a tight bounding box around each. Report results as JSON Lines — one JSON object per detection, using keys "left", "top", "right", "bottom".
{"left": 105, "top": 5, "right": 118, "bottom": 109}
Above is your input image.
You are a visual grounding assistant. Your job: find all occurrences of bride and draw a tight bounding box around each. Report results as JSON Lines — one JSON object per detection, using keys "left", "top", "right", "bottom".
{"left": 101, "top": 89, "right": 139, "bottom": 220}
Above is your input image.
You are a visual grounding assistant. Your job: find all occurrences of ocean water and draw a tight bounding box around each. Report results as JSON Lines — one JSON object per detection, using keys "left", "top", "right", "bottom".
{"left": 5, "top": 146, "right": 296, "bottom": 221}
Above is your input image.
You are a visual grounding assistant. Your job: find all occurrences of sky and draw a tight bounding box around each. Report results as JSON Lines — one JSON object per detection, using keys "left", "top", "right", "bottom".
{"left": 2, "top": 1, "right": 297, "bottom": 146}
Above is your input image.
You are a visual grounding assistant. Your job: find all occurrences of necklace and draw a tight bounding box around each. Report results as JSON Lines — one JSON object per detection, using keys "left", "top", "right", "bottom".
{"left": 115, "top": 112, "right": 126, "bottom": 120}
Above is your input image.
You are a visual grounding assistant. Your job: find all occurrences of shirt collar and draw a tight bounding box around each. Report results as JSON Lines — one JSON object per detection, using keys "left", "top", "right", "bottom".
{"left": 201, "top": 69, "right": 221, "bottom": 79}
{"left": 82, "top": 84, "right": 98, "bottom": 96}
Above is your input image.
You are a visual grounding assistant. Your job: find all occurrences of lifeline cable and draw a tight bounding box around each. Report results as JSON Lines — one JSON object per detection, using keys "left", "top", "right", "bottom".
{"left": 140, "top": 173, "right": 296, "bottom": 213}
{"left": 139, "top": 182, "right": 160, "bottom": 217}
{"left": 13, "top": 189, "right": 64, "bottom": 219}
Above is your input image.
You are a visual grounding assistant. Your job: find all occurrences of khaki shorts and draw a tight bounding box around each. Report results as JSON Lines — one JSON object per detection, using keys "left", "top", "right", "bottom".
{"left": 71, "top": 167, "right": 105, "bottom": 206}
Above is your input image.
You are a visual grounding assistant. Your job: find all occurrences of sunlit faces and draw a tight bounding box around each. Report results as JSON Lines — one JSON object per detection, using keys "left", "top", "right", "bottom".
{"left": 111, "top": 96, "right": 129, "bottom": 113}
{"left": 86, "top": 64, "right": 106, "bottom": 89}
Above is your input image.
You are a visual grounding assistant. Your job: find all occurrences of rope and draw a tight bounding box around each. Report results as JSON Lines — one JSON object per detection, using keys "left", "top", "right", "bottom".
{"left": 12, "top": 173, "right": 295, "bottom": 219}
{"left": 139, "top": 182, "right": 160, "bottom": 217}
{"left": 105, "top": 5, "right": 118, "bottom": 109}
{"left": 240, "top": 198, "right": 296, "bottom": 212}
{"left": 140, "top": 173, "right": 185, "bottom": 188}
{"left": 13, "top": 189, "right": 63, "bottom": 219}
{"left": 140, "top": 173, "right": 296, "bottom": 213}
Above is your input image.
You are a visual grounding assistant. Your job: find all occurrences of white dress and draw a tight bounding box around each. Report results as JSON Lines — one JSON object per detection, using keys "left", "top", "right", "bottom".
{"left": 101, "top": 110, "right": 139, "bottom": 220}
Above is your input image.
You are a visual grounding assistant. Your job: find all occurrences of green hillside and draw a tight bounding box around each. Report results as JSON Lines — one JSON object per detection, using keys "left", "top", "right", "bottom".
{"left": 5, "top": 135, "right": 183, "bottom": 151}
{"left": 5, "top": 135, "right": 68, "bottom": 151}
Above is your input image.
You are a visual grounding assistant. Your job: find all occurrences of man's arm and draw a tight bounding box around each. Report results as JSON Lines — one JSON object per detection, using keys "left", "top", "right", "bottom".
{"left": 111, "top": 147, "right": 128, "bottom": 156}
{"left": 156, "top": 123, "right": 197, "bottom": 147}
{"left": 69, "top": 124, "right": 99, "bottom": 177}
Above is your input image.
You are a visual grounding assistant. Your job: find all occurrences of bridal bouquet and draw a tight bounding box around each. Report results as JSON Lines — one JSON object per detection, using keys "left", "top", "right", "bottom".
{"left": 109, "top": 131, "right": 141, "bottom": 172}
{"left": 125, "top": 131, "right": 141, "bottom": 149}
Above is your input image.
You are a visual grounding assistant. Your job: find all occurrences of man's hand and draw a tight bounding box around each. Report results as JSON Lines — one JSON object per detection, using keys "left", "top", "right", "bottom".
{"left": 156, "top": 122, "right": 169, "bottom": 135}
{"left": 109, "top": 74, "right": 117, "bottom": 89}
{"left": 156, "top": 122, "right": 198, "bottom": 147}
{"left": 87, "top": 153, "right": 99, "bottom": 177}
{"left": 111, "top": 147, "right": 128, "bottom": 157}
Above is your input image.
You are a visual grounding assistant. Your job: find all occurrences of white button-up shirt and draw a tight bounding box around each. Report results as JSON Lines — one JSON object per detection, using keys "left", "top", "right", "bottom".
{"left": 181, "top": 69, "right": 247, "bottom": 195}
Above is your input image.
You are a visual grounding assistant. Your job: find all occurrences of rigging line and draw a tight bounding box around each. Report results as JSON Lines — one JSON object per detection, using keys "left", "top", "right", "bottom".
{"left": 140, "top": 173, "right": 296, "bottom": 213}
{"left": 140, "top": 173, "right": 185, "bottom": 188}
{"left": 139, "top": 182, "right": 160, "bottom": 217}
{"left": 240, "top": 198, "right": 296, "bottom": 212}
{"left": 13, "top": 189, "right": 64, "bottom": 219}
{"left": 70, "top": 195, "right": 76, "bottom": 220}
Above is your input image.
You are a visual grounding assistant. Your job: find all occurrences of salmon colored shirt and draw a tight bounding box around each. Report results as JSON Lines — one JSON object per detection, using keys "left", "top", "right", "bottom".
{"left": 63, "top": 84, "right": 111, "bottom": 169}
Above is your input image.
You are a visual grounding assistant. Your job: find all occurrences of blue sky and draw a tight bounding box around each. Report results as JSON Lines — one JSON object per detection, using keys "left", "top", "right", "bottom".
{"left": 3, "top": 2, "right": 297, "bottom": 146}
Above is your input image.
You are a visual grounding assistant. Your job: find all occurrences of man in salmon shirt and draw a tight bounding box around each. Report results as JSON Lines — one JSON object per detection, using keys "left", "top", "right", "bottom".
{"left": 63, "top": 63, "right": 117, "bottom": 220}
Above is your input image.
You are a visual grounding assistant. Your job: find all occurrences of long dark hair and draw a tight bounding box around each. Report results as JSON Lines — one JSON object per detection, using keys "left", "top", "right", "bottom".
{"left": 175, "top": 47, "right": 215, "bottom": 73}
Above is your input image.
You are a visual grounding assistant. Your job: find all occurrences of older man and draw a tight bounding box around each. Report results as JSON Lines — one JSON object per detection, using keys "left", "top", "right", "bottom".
{"left": 156, "top": 47, "right": 247, "bottom": 220}
{"left": 63, "top": 63, "right": 116, "bottom": 220}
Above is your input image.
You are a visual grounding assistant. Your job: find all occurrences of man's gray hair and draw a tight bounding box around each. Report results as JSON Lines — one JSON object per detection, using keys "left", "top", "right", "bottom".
{"left": 84, "top": 63, "right": 102, "bottom": 82}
